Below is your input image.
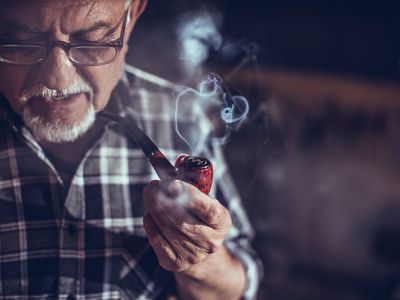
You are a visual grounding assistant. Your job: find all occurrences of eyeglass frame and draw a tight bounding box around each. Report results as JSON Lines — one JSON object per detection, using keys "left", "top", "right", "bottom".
{"left": 0, "top": 7, "right": 130, "bottom": 67}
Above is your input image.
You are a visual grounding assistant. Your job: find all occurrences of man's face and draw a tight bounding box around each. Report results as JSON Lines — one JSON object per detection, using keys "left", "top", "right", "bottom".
{"left": 0, "top": 0, "right": 144, "bottom": 143}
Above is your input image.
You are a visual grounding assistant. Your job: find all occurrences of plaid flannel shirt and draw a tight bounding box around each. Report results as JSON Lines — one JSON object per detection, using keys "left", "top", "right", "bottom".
{"left": 0, "top": 65, "right": 261, "bottom": 300}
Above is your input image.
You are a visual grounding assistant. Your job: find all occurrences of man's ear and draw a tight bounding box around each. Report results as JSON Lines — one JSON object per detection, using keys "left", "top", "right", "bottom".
{"left": 125, "top": 0, "right": 148, "bottom": 37}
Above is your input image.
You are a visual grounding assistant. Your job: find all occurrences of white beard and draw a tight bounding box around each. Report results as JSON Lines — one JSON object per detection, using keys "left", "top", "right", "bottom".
{"left": 22, "top": 102, "right": 96, "bottom": 143}
{"left": 21, "top": 74, "right": 96, "bottom": 143}
{"left": 20, "top": 75, "right": 96, "bottom": 143}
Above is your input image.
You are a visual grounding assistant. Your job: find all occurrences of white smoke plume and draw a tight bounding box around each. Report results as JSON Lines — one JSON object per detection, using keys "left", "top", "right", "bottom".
{"left": 174, "top": 73, "right": 249, "bottom": 153}
{"left": 177, "top": 11, "right": 223, "bottom": 79}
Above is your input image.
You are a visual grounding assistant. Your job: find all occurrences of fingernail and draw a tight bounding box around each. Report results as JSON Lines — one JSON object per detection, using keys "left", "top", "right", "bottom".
{"left": 168, "top": 180, "right": 183, "bottom": 196}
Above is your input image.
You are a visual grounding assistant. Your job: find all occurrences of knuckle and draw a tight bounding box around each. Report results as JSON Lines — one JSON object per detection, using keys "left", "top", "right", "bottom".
{"left": 159, "top": 249, "right": 182, "bottom": 272}
{"left": 187, "top": 253, "right": 203, "bottom": 265}
{"left": 181, "top": 239, "right": 195, "bottom": 253}
{"left": 176, "top": 219, "right": 190, "bottom": 233}
{"left": 224, "top": 211, "right": 233, "bottom": 230}
{"left": 159, "top": 260, "right": 175, "bottom": 272}
{"left": 186, "top": 190, "right": 199, "bottom": 206}
{"left": 206, "top": 204, "right": 223, "bottom": 224}
{"left": 191, "top": 239, "right": 217, "bottom": 256}
{"left": 184, "top": 223, "right": 202, "bottom": 237}
{"left": 171, "top": 257, "right": 187, "bottom": 272}
{"left": 190, "top": 225, "right": 203, "bottom": 237}
{"left": 206, "top": 239, "right": 221, "bottom": 254}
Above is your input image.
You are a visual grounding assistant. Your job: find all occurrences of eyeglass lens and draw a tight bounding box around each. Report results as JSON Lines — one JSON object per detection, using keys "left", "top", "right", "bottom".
{"left": 0, "top": 44, "right": 120, "bottom": 66}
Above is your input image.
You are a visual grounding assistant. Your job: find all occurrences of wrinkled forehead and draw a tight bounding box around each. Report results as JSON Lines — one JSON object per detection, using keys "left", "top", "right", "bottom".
{"left": 0, "top": 0, "right": 129, "bottom": 10}
{"left": 0, "top": 0, "right": 127, "bottom": 33}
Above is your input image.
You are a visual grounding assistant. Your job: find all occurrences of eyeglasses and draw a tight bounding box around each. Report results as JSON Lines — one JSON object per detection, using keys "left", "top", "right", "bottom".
{"left": 0, "top": 8, "right": 129, "bottom": 67}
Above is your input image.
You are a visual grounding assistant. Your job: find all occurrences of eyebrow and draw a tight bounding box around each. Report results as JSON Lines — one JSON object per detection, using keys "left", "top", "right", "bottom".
{"left": 73, "top": 21, "right": 115, "bottom": 36}
{"left": 1, "top": 21, "right": 43, "bottom": 34}
{"left": 1, "top": 20, "right": 116, "bottom": 36}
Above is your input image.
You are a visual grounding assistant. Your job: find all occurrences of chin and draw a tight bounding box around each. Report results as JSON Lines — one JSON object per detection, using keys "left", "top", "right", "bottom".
{"left": 22, "top": 103, "right": 96, "bottom": 143}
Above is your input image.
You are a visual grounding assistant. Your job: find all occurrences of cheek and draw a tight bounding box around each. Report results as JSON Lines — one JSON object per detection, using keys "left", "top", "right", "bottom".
{"left": 0, "top": 66, "right": 31, "bottom": 114}
{"left": 84, "top": 56, "right": 126, "bottom": 112}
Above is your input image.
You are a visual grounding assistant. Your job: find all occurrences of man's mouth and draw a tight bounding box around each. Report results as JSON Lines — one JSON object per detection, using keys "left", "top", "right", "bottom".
{"left": 29, "top": 92, "right": 90, "bottom": 105}
{"left": 45, "top": 94, "right": 75, "bottom": 101}
{"left": 20, "top": 77, "right": 94, "bottom": 107}
{"left": 21, "top": 92, "right": 96, "bottom": 143}
{"left": 31, "top": 94, "right": 73, "bottom": 102}
{"left": 25, "top": 92, "right": 92, "bottom": 119}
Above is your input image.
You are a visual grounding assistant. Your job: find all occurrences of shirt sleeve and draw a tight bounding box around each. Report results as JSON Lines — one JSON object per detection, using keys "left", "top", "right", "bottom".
{"left": 206, "top": 139, "right": 263, "bottom": 300}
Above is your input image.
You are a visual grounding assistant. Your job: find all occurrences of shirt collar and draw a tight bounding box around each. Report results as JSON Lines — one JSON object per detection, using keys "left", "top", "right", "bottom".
{"left": 103, "top": 75, "right": 132, "bottom": 117}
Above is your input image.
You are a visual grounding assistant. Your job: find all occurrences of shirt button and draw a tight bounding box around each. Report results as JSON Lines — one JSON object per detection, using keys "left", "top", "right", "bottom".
{"left": 67, "top": 224, "right": 77, "bottom": 236}
{"left": 66, "top": 295, "right": 76, "bottom": 300}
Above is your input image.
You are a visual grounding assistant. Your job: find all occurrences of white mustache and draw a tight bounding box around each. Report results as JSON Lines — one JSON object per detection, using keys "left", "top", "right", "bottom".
{"left": 20, "top": 76, "right": 94, "bottom": 102}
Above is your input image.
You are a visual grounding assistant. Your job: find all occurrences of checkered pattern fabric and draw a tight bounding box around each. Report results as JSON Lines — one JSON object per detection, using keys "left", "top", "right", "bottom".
{"left": 0, "top": 65, "right": 262, "bottom": 299}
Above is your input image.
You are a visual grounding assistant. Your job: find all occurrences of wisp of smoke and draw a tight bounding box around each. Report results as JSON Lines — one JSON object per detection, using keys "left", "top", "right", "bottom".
{"left": 174, "top": 6, "right": 261, "bottom": 153}
{"left": 177, "top": 11, "right": 222, "bottom": 77}
{"left": 174, "top": 73, "right": 249, "bottom": 153}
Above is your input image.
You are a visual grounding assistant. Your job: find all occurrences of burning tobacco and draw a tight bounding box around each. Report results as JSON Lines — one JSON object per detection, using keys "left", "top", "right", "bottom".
{"left": 175, "top": 154, "right": 213, "bottom": 194}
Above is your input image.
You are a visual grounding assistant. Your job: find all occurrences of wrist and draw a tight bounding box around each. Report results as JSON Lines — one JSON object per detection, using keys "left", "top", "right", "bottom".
{"left": 174, "top": 245, "right": 247, "bottom": 300}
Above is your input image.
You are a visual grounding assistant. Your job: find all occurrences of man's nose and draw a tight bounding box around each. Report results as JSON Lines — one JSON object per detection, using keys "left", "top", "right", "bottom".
{"left": 36, "top": 47, "right": 76, "bottom": 90}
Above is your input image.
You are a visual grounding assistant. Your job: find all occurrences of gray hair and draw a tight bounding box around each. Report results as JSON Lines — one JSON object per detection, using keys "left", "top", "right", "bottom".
{"left": 125, "top": 0, "right": 132, "bottom": 9}
{"left": 125, "top": 0, "right": 132, "bottom": 23}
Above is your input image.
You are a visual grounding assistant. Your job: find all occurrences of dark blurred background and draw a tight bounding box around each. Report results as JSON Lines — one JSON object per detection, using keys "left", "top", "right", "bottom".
{"left": 127, "top": 1, "right": 400, "bottom": 299}
{"left": 130, "top": 0, "right": 400, "bottom": 81}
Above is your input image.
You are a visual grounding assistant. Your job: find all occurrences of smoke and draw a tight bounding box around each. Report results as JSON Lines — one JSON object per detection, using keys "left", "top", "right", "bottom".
{"left": 177, "top": 11, "right": 223, "bottom": 79}
{"left": 174, "top": 73, "right": 250, "bottom": 154}
{"left": 174, "top": 7, "right": 267, "bottom": 153}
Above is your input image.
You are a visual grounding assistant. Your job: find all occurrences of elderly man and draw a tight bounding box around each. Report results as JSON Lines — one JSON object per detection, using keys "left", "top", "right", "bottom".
{"left": 0, "top": 0, "right": 261, "bottom": 299}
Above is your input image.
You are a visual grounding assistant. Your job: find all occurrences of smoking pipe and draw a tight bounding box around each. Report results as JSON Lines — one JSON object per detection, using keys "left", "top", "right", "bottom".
{"left": 98, "top": 111, "right": 213, "bottom": 194}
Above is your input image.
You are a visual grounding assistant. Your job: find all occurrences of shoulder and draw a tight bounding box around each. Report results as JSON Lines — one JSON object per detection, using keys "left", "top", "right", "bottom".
{"left": 123, "top": 65, "right": 177, "bottom": 96}
{"left": 120, "top": 65, "right": 208, "bottom": 122}
{"left": 117, "top": 65, "right": 213, "bottom": 154}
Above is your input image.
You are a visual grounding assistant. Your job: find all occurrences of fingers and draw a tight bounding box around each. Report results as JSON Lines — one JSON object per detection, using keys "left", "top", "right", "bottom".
{"left": 143, "top": 213, "right": 182, "bottom": 271}
{"left": 169, "top": 180, "right": 232, "bottom": 231}
{"left": 144, "top": 179, "right": 231, "bottom": 230}
{"left": 144, "top": 181, "right": 222, "bottom": 254}
{"left": 142, "top": 179, "right": 233, "bottom": 272}
{"left": 143, "top": 212, "right": 207, "bottom": 272}
{"left": 143, "top": 179, "right": 231, "bottom": 234}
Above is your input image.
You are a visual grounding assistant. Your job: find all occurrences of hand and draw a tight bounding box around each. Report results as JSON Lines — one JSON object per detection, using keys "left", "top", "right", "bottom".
{"left": 142, "top": 180, "right": 232, "bottom": 273}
